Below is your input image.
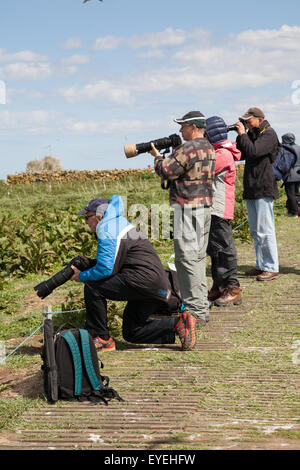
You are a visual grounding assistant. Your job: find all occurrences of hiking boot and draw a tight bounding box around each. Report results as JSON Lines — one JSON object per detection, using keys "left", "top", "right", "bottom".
{"left": 208, "top": 287, "right": 221, "bottom": 302}
{"left": 214, "top": 286, "right": 242, "bottom": 307}
{"left": 173, "top": 312, "right": 197, "bottom": 351}
{"left": 93, "top": 336, "right": 116, "bottom": 351}
{"left": 256, "top": 271, "right": 279, "bottom": 281}
{"left": 245, "top": 268, "right": 263, "bottom": 277}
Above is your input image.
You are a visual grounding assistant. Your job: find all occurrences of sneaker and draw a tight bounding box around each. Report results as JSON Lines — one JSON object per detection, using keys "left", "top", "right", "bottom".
{"left": 173, "top": 312, "right": 196, "bottom": 351}
{"left": 92, "top": 336, "right": 116, "bottom": 351}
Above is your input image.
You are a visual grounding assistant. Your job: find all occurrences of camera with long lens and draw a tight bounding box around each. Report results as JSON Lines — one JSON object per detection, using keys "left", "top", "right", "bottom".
{"left": 227, "top": 118, "right": 248, "bottom": 133}
{"left": 34, "top": 255, "right": 96, "bottom": 299}
{"left": 124, "top": 133, "right": 182, "bottom": 158}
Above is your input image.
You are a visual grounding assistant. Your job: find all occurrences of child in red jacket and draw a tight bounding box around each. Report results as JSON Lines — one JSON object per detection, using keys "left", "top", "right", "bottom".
{"left": 205, "top": 116, "right": 242, "bottom": 306}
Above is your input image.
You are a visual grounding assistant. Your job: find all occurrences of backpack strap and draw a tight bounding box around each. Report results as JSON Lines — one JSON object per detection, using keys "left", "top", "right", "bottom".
{"left": 62, "top": 330, "right": 83, "bottom": 396}
{"left": 79, "top": 329, "right": 102, "bottom": 391}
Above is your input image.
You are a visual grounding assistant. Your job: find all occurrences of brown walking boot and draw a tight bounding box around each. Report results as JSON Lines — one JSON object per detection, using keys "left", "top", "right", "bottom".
{"left": 245, "top": 267, "right": 263, "bottom": 277}
{"left": 208, "top": 287, "right": 222, "bottom": 302}
{"left": 256, "top": 271, "right": 279, "bottom": 281}
{"left": 214, "top": 286, "right": 242, "bottom": 307}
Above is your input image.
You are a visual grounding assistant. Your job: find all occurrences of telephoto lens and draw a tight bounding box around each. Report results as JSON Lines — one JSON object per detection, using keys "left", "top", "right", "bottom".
{"left": 34, "top": 255, "right": 92, "bottom": 299}
{"left": 124, "top": 134, "right": 181, "bottom": 158}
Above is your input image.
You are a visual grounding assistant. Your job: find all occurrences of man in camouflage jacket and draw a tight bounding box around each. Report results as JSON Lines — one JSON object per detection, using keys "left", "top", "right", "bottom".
{"left": 150, "top": 111, "right": 215, "bottom": 326}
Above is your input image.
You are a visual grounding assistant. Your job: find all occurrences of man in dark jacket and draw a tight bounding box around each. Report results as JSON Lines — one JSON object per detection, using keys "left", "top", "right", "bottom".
{"left": 70, "top": 195, "right": 197, "bottom": 351}
{"left": 236, "top": 107, "right": 280, "bottom": 281}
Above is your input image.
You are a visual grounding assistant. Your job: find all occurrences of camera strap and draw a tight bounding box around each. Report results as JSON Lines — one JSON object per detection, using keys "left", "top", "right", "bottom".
{"left": 161, "top": 178, "right": 170, "bottom": 190}
{"left": 160, "top": 148, "right": 172, "bottom": 190}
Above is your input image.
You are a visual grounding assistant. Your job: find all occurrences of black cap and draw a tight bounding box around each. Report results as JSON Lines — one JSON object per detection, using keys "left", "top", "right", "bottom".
{"left": 174, "top": 110, "right": 206, "bottom": 125}
{"left": 77, "top": 197, "right": 109, "bottom": 215}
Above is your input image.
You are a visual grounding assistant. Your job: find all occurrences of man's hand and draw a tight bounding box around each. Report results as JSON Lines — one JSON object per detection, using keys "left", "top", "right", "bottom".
{"left": 70, "top": 265, "right": 81, "bottom": 282}
{"left": 149, "top": 142, "right": 161, "bottom": 157}
{"left": 236, "top": 121, "right": 246, "bottom": 136}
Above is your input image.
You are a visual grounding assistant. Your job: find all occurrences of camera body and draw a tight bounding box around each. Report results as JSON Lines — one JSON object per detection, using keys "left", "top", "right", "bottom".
{"left": 34, "top": 255, "right": 95, "bottom": 299}
{"left": 227, "top": 118, "right": 248, "bottom": 133}
{"left": 124, "top": 133, "right": 182, "bottom": 158}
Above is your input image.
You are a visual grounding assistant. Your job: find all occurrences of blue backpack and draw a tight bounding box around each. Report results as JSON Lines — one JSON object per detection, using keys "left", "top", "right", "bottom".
{"left": 272, "top": 144, "right": 296, "bottom": 182}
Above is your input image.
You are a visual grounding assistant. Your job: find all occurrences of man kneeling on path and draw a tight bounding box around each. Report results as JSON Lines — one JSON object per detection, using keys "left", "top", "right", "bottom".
{"left": 70, "top": 195, "right": 196, "bottom": 351}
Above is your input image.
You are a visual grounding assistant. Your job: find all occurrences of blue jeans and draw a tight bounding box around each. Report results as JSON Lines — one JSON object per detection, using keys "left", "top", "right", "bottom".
{"left": 246, "top": 198, "right": 279, "bottom": 273}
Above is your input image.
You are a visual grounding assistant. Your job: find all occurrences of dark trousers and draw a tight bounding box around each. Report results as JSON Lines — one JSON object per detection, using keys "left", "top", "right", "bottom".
{"left": 285, "top": 182, "right": 300, "bottom": 215}
{"left": 84, "top": 273, "right": 176, "bottom": 345}
{"left": 207, "top": 215, "right": 240, "bottom": 292}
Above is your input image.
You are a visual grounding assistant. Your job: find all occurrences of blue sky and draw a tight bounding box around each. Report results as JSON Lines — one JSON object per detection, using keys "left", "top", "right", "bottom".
{"left": 1, "top": 0, "right": 300, "bottom": 180}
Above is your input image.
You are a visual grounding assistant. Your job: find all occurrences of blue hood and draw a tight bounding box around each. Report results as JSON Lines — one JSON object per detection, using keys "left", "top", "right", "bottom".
{"left": 206, "top": 116, "right": 228, "bottom": 144}
{"left": 79, "top": 194, "right": 132, "bottom": 282}
{"left": 96, "top": 194, "right": 128, "bottom": 240}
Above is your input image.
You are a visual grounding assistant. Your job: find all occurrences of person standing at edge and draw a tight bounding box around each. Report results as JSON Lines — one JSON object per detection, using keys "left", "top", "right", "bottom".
{"left": 149, "top": 111, "right": 215, "bottom": 326}
{"left": 281, "top": 133, "right": 300, "bottom": 217}
{"left": 236, "top": 107, "right": 280, "bottom": 281}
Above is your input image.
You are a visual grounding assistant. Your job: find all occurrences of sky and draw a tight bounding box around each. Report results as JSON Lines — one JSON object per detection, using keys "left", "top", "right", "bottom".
{"left": 0, "top": 0, "right": 300, "bottom": 180}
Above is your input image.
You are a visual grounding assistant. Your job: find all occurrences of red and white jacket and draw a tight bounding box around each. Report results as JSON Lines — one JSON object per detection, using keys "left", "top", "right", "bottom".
{"left": 211, "top": 140, "right": 241, "bottom": 220}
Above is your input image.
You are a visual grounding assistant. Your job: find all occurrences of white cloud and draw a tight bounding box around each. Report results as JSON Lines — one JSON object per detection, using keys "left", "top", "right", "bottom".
{"left": 93, "top": 27, "right": 193, "bottom": 51}
{"left": 127, "top": 28, "right": 189, "bottom": 49}
{"left": 61, "top": 54, "right": 90, "bottom": 65}
{"left": 93, "top": 35, "right": 122, "bottom": 51}
{"left": 76, "top": 25, "right": 300, "bottom": 103}
{"left": 61, "top": 37, "right": 83, "bottom": 50}
{"left": 59, "top": 80, "right": 133, "bottom": 105}
{"left": 137, "top": 49, "right": 165, "bottom": 59}
{"left": 236, "top": 24, "right": 300, "bottom": 50}
{"left": 0, "top": 62, "right": 53, "bottom": 81}
{"left": 0, "top": 48, "right": 48, "bottom": 63}
{"left": 0, "top": 109, "right": 60, "bottom": 134}
{"left": 64, "top": 118, "right": 145, "bottom": 135}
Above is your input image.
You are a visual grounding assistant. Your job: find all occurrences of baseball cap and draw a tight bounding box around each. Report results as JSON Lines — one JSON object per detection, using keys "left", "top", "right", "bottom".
{"left": 77, "top": 197, "right": 109, "bottom": 215}
{"left": 174, "top": 111, "right": 206, "bottom": 128}
{"left": 240, "top": 107, "right": 265, "bottom": 120}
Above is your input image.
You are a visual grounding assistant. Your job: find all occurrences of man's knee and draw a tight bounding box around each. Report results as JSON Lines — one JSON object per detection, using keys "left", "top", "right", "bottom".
{"left": 84, "top": 281, "right": 104, "bottom": 299}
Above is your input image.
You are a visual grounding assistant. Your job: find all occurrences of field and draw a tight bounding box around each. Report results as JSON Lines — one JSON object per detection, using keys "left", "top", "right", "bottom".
{"left": 0, "top": 169, "right": 299, "bottom": 450}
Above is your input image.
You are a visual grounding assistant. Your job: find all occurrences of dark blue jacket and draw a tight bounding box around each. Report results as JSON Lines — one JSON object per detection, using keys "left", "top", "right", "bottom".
{"left": 272, "top": 143, "right": 300, "bottom": 183}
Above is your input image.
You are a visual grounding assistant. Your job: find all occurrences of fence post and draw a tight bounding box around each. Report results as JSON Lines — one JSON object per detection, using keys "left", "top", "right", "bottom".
{"left": 44, "top": 304, "right": 52, "bottom": 321}
{"left": 0, "top": 340, "right": 5, "bottom": 364}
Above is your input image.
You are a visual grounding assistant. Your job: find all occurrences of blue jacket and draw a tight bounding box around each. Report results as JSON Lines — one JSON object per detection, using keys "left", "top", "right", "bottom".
{"left": 79, "top": 195, "right": 173, "bottom": 304}
{"left": 79, "top": 195, "right": 131, "bottom": 282}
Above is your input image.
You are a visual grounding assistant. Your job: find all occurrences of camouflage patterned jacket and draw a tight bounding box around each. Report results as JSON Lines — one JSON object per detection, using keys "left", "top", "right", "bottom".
{"left": 154, "top": 138, "right": 215, "bottom": 207}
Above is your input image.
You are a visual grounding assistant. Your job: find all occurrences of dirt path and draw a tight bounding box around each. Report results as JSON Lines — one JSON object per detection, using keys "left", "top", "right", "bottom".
{"left": 0, "top": 216, "right": 299, "bottom": 450}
